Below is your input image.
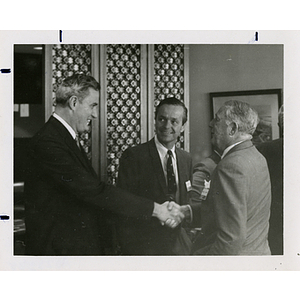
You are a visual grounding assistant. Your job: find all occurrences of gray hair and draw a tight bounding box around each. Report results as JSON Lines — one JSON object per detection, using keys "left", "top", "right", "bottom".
{"left": 55, "top": 73, "right": 100, "bottom": 106}
{"left": 222, "top": 100, "right": 259, "bottom": 135}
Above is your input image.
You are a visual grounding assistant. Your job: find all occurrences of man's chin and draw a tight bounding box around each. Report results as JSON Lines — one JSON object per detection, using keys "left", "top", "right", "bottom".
{"left": 157, "top": 137, "right": 177, "bottom": 148}
{"left": 158, "top": 135, "right": 172, "bottom": 142}
{"left": 78, "top": 128, "right": 91, "bottom": 135}
{"left": 84, "top": 124, "right": 92, "bottom": 133}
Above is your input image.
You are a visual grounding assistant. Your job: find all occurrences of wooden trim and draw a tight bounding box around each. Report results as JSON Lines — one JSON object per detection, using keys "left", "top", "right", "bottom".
{"left": 99, "top": 45, "right": 107, "bottom": 182}
{"left": 147, "top": 44, "right": 155, "bottom": 140}
{"left": 140, "top": 44, "right": 148, "bottom": 143}
{"left": 184, "top": 44, "right": 190, "bottom": 152}
{"left": 44, "top": 44, "right": 53, "bottom": 121}
{"left": 91, "top": 45, "right": 100, "bottom": 175}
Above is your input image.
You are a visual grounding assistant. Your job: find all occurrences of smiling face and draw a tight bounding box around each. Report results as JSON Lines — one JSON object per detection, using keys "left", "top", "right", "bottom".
{"left": 155, "top": 104, "right": 185, "bottom": 149}
{"left": 209, "top": 107, "right": 232, "bottom": 154}
{"left": 73, "top": 88, "right": 99, "bottom": 134}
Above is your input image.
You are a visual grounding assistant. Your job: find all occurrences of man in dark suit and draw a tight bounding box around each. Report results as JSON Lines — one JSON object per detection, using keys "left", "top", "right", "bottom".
{"left": 24, "top": 74, "right": 184, "bottom": 256}
{"left": 117, "top": 97, "right": 201, "bottom": 255}
{"left": 257, "top": 105, "right": 283, "bottom": 255}
{"left": 195, "top": 100, "right": 271, "bottom": 255}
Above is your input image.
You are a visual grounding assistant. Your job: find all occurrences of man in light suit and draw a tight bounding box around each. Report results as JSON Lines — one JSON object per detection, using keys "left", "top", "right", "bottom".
{"left": 24, "top": 74, "right": 183, "bottom": 255}
{"left": 117, "top": 97, "right": 201, "bottom": 255}
{"left": 195, "top": 100, "right": 271, "bottom": 255}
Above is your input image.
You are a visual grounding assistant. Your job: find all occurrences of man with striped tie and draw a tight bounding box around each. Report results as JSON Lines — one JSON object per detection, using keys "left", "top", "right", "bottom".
{"left": 117, "top": 97, "right": 201, "bottom": 255}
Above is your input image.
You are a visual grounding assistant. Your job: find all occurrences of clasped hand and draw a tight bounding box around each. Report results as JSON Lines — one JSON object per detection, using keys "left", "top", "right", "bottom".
{"left": 154, "top": 201, "right": 185, "bottom": 229}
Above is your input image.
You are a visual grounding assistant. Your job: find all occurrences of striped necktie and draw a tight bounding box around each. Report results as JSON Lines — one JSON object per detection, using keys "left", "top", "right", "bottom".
{"left": 167, "top": 150, "right": 177, "bottom": 197}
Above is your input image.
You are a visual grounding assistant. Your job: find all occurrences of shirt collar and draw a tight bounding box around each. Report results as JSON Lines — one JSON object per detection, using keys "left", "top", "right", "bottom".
{"left": 53, "top": 113, "right": 77, "bottom": 140}
{"left": 154, "top": 135, "right": 176, "bottom": 159}
{"left": 221, "top": 140, "right": 245, "bottom": 159}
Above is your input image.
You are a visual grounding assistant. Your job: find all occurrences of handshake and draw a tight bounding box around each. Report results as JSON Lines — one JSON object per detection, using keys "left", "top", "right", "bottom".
{"left": 152, "top": 201, "right": 190, "bottom": 229}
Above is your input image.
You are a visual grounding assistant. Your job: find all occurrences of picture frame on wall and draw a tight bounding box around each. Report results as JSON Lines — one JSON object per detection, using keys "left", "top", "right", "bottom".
{"left": 210, "top": 89, "right": 283, "bottom": 145}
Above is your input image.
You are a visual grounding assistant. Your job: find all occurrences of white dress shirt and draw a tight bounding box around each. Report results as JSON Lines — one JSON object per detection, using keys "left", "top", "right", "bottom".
{"left": 154, "top": 136, "right": 193, "bottom": 222}
{"left": 53, "top": 113, "right": 77, "bottom": 140}
{"left": 154, "top": 135, "right": 179, "bottom": 202}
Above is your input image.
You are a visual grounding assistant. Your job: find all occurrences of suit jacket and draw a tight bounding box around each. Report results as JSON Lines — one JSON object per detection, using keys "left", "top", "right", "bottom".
{"left": 189, "top": 151, "right": 220, "bottom": 200}
{"left": 257, "top": 138, "right": 283, "bottom": 255}
{"left": 195, "top": 140, "right": 271, "bottom": 255}
{"left": 116, "top": 138, "right": 201, "bottom": 255}
{"left": 24, "top": 116, "right": 154, "bottom": 255}
{"left": 189, "top": 152, "right": 220, "bottom": 253}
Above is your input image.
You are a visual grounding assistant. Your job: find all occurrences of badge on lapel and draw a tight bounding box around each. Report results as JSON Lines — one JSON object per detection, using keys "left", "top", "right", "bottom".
{"left": 199, "top": 179, "right": 211, "bottom": 200}
{"left": 185, "top": 180, "right": 192, "bottom": 192}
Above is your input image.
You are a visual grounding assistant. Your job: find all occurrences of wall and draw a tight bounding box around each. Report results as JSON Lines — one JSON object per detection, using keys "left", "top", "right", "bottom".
{"left": 14, "top": 45, "right": 45, "bottom": 138}
{"left": 14, "top": 104, "right": 44, "bottom": 138}
{"left": 189, "top": 44, "right": 283, "bottom": 163}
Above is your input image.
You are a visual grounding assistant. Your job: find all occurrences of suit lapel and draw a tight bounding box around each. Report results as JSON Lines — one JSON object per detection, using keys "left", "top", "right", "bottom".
{"left": 78, "top": 144, "right": 98, "bottom": 177}
{"left": 65, "top": 135, "right": 94, "bottom": 173}
{"left": 49, "top": 116, "right": 95, "bottom": 175}
{"left": 148, "top": 139, "right": 169, "bottom": 196}
{"left": 175, "top": 148, "right": 188, "bottom": 205}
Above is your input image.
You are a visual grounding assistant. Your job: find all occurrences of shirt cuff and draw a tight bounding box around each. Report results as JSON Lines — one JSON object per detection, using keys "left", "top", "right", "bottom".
{"left": 185, "top": 204, "right": 193, "bottom": 223}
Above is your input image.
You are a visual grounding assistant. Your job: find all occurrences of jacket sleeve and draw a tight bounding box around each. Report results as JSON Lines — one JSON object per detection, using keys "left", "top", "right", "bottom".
{"left": 29, "top": 135, "right": 154, "bottom": 220}
{"left": 182, "top": 155, "right": 200, "bottom": 228}
{"left": 204, "top": 158, "right": 248, "bottom": 255}
{"left": 190, "top": 156, "right": 218, "bottom": 197}
{"left": 116, "top": 147, "right": 140, "bottom": 195}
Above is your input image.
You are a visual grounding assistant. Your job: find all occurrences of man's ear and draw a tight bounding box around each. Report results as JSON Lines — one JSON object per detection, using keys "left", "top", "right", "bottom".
{"left": 228, "top": 121, "right": 238, "bottom": 136}
{"left": 68, "top": 95, "right": 78, "bottom": 111}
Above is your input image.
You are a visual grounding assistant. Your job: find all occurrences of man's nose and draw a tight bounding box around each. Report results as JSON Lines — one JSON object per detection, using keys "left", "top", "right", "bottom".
{"left": 209, "top": 119, "right": 215, "bottom": 128}
{"left": 164, "top": 120, "right": 171, "bottom": 128}
{"left": 92, "top": 107, "right": 98, "bottom": 118}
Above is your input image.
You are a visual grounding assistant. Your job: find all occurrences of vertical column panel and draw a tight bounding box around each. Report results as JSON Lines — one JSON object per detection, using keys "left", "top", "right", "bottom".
{"left": 152, "top": 44, "right": 187, "bottom": 150}
{"left": 99, "top": 45, "right": 107, "bottom": 181}
{"left": 140, "top": 44, "right": 148, "bottom": 144}
{"left": 44, "top": 45, "right": 53, "bottom": 122}
{"left": 105, "top": 44, "right": 143, "bottom": 185}
{"left": 184, "top": 45, "right": 190, "bottom": 152}
{"left": 51, "top": 44, "right": 92, "bottom": 159}
{"left": 91, "top": 45, "right": 100, "bottom": 175}
{"left": 147, "top": 44, "right": 155, "bottom": 140}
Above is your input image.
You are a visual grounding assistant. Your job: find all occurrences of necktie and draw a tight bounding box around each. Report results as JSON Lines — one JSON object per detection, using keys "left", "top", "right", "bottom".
{"left": 167, "top": 150, "right": 177, "bottom": 197}
{"left": 75, "top": 135, "right": 81, "bottom": 148}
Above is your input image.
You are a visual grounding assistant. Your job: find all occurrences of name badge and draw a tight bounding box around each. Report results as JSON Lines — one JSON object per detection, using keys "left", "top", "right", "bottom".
{"left": 185, "top": 180, "right": 192, "bottom": 192}
{"left": 200, "top": 179, "right": 211, "bottom": 200}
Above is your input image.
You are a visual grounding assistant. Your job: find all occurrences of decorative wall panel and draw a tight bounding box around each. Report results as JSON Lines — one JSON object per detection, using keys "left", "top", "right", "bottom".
{"left": 52, "top": 44, "right": 93, "bottom": 159}
{"left": 49, "top": 44, "right": 188, "bottom": 184}
{"left": 105, "top": 44, "right": 142, "bottom": 184}
{"left": 153, "top": 44, "right": 185, "bottom": 149}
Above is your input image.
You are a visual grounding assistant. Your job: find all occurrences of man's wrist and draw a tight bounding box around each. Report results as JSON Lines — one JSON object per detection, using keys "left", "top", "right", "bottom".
{"left": 152, "top": 202, "right": 159, "bottom": 217}
{"left": 181, "top": 205, "right": 192, "bottom": 222}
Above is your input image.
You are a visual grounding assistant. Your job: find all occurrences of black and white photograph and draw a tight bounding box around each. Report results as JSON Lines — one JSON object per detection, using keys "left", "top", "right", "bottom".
{"left": 12, "top": 42, "right": 284, "bottom": 258}
{"left": 1, "top": 29, "right": 300, "bottom": 295}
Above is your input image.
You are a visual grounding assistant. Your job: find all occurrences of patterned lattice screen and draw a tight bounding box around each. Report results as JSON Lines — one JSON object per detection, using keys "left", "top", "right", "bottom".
{"left": 153, "top": 44, "right": 185, "bottom": 149}
{"left": 51, "top": 44, "right": 186, "bottom": 184}
{"left": 52, "top": 44, "right": 93, "bottom": 159}
{"left": 106, "top": 44, "right": 142, "bottom": 184}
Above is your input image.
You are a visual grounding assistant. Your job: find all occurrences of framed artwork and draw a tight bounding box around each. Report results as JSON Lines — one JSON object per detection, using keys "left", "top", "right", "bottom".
{"left": 210, "top": 89, "right": 282, "bottom": 144}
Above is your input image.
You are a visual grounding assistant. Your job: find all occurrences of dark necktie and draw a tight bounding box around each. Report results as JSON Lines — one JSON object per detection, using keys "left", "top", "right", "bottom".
{"left": 167, "top": 150, "right": 177, "bottom": 196}
{"left": 75, "top": 135, "right": 81, "bottom": 148}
